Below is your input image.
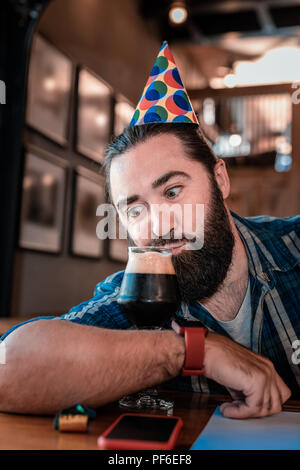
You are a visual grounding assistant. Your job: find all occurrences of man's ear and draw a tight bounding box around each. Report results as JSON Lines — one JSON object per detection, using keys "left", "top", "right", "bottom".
{"left": 213, "top": 159, "right": 230, "bottom": 200}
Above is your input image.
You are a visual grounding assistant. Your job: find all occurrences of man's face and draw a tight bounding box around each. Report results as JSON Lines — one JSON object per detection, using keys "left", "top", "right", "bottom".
{"left": 110, "top": 133, "right": 234, "bottom": 302}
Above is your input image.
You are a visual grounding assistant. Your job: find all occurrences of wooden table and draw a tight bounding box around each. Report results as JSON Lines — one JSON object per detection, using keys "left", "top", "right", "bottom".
{"left": 0, "top": 390, "right": 299, "bottom": 450}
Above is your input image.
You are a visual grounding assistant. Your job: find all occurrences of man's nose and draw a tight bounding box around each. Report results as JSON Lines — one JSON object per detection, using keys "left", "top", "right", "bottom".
{"left": 149, "top": 204, "right": 175, "bottom": 239}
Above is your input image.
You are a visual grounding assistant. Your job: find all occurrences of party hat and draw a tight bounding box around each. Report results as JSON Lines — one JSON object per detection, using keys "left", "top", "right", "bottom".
{"left": 129, "top": 41, "right": 199, "bottom": 126}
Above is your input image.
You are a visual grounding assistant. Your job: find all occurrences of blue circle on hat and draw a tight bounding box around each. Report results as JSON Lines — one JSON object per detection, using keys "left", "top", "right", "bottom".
{"left": 173, "top": 115, "right": 194, "bottom": 123}
{"left": 144, "top": 105, "right": 168, "bottom": 123}
{"left": 173, "top": 90, "right": 192, "bottom": 111}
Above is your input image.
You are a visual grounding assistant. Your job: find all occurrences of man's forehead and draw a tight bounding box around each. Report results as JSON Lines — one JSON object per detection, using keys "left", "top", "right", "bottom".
{"left": 110, "top": 135, "right": 185, "bottom": 199}
{"left": 110, "top": 133, "right": 197, "bottom": 182}
{"left": 109, "top": 133, "right": 206, "bottom": 205}
{"left": 113, "top": 133, "right": 185, "bottom": 169}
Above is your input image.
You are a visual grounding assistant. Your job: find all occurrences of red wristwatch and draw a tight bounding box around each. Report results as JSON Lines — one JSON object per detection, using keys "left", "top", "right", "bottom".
{"left": 171, "top": 319, "right": 208, "bottom": 376}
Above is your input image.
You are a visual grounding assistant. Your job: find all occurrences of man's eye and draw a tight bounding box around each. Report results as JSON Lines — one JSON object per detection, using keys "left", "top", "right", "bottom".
{"left": 127, "top": 205, "right": 144, "bottom": 219}
{"left": 165, "top": 186, "right": 182, "bottom": 199}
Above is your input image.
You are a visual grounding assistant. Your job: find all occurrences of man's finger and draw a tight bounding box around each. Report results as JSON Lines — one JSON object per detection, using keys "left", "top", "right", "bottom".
{"left": 275, "top": 375, "right": 291, "bottom": 404}
{"left": 266, "top": 383, "right": 282, "bottom": 416}
{"left": 219, "top": 400, "right": 259, "bottom": 419}
{"left": 226, "top": 387, "right": 245, "bottom": 401}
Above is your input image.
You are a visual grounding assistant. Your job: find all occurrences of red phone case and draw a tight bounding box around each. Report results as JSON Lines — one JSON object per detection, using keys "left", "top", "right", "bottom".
{"left": 97, "top": 413, "right": 183, "bottom": 450}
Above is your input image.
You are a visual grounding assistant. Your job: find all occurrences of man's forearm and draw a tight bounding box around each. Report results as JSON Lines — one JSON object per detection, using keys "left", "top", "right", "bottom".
{"left": 0, "top": 320, "right": 185, "bottom": 414}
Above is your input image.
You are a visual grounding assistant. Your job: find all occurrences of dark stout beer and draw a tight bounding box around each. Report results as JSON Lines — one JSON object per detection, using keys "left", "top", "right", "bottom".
{"left": 118, "top": 248, "right": 181, "bottom": 328}
{"left": 118, "top": 272, "right": 180, "bottom": 327}
{"left": 117, "top": 247, "right": 179, "bottom": 410}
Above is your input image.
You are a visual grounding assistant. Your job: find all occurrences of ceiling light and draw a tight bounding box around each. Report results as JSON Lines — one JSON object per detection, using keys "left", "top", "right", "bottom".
{"left": 229, "top": 134, "right": 242, "bottom": 147}
{"left": 169, "top": 2, "right": 188, "bottom": 25}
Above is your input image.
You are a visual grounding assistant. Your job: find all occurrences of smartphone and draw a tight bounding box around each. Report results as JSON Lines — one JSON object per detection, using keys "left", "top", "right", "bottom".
{"left": 97, "top": 413, "right": 183, "bottom": 450}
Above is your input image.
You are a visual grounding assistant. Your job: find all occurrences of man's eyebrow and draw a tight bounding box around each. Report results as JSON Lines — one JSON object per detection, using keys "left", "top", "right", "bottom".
{"left": 116, "top": 171, "right": 190, "bottom": 211}
{"left": 117, "top": 194, "right": 139, "bottom": 211}
{"left": 152, "top": 171, "right": 191, "bottom": 189}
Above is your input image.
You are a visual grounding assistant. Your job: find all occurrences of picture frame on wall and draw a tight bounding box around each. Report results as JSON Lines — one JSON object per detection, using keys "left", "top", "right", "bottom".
{"left": 19, "top": 147, "right": 67, "bottom": 253}
{"left": 70, "top": 166, "right": 106, "bottom": 259}
{"left": 26, "top": 34, "right": 73, "bottom": 146}
{"left": 106, "top": 94, "right": 133, "bottom": 263}
{"left": 76, "top": 67, "right": 113, "bottom": 163}
{"left": 114, "top": 94, "right": 135, "bottom": 136}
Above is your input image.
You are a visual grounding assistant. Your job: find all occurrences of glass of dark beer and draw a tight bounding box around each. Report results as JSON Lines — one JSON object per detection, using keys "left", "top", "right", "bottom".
{"left": 117, "top": 246, "right": 181, "bottom": 411}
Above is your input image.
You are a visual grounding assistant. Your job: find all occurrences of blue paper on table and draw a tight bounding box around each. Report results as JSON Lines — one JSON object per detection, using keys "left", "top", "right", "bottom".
{"left": 191, "top": 406, "right": 300, "bottom": 450}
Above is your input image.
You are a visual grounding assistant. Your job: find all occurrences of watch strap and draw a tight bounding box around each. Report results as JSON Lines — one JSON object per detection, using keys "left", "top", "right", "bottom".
{"left": 171, "top": 320, "right": 207, "bottom": 376}
{"left": 182, "top": 327, "right": 207, "bottom": 376}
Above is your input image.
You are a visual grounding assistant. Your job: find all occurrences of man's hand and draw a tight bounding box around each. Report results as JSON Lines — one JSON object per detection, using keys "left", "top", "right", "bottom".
{"left": 204, "top": 332, "right": 291, "bottom": 419}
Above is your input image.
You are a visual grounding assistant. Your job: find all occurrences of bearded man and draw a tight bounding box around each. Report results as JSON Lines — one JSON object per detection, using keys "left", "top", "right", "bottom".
{"left": 0, "top": 43, "right": 299, "bottom": 419}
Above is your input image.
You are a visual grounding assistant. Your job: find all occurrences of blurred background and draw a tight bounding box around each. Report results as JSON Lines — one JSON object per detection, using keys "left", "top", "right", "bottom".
{"left": 0, "top": 0, "right": 299, "bottom": 327}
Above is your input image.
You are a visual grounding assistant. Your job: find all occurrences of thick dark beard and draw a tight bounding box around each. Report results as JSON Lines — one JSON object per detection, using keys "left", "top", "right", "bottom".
{"left": 171, "top": 177, "right": 235, "bottom": 303}
{"left": 127, "top": 176, "right": 235, "bottom": 303}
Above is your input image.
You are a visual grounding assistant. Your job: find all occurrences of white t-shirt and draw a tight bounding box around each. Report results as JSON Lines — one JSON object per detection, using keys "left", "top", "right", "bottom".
{"left": 216, "top": 279, "right": 252, "bottom": 349}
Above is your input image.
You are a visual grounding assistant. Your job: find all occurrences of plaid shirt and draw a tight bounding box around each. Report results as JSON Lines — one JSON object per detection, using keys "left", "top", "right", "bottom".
{"left": 2, "top": 211, "right": 300, "bottom": 397}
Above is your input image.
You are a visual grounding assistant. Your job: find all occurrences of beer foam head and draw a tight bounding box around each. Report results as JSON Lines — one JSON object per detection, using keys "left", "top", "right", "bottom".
{"left": 126, "top": 250, "right": 176, "bottom": 274}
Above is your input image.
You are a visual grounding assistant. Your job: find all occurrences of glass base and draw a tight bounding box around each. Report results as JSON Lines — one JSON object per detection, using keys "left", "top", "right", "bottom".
{"left": 118, "top": 388, "right": 174, "bottom": 411}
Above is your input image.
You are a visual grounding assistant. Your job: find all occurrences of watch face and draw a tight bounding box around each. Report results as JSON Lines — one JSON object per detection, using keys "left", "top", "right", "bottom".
{"left": 173, "top": 318, "right": 205, "bottom": 328}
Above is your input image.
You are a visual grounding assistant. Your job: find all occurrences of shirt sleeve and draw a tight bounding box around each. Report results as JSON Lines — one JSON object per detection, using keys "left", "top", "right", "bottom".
{"left": 0, "top": 270, "right": 133, "bottom": 341}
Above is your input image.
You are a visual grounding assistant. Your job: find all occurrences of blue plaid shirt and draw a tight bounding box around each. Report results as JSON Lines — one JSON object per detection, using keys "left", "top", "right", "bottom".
{"left": 2, "top": 211, "right": 300, "bottom": 397}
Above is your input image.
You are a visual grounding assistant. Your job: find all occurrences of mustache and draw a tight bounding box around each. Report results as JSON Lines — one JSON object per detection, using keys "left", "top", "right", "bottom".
{"left": 149, "top": 229, "right": 197, "bottom": 248}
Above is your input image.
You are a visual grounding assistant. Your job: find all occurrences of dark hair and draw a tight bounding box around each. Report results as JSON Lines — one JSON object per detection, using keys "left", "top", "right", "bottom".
{"left": 102, "top": 123, "right": 219, "bottom": 202}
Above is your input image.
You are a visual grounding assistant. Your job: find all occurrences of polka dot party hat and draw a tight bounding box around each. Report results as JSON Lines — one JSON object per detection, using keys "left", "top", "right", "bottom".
{"left": 129, "top": 41, "right": 199, "bottom": 126}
